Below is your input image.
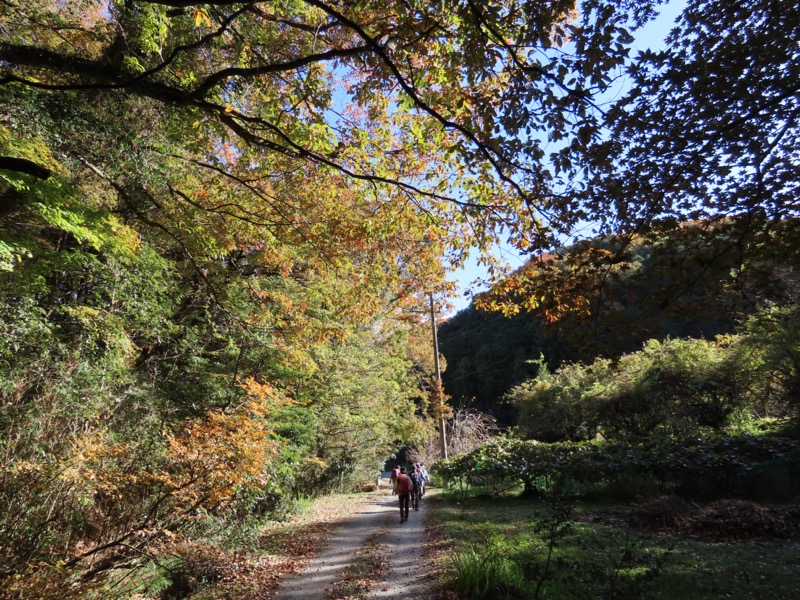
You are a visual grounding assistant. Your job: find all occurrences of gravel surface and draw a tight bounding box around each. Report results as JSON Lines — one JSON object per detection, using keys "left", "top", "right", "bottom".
{"left": 272, "top": 484, "right": 435, "bottom": 600}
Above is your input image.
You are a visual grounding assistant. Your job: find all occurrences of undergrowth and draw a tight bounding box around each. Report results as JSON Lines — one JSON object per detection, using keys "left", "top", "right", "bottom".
{"left": 432, "top": 488, "right": 800, "bottom": 600}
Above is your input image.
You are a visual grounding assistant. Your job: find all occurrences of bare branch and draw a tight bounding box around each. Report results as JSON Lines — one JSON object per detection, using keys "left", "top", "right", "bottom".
{"left": 191, "top": 44, "right": 369, "bottom": 98}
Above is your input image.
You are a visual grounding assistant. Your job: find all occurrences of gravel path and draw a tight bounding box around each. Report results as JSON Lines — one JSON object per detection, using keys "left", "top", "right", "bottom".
{"left": 272, "top": 484, "right": 435, "bottom": 600}
{"left": 365, "top": 494, "right": 430, "bottom": 600}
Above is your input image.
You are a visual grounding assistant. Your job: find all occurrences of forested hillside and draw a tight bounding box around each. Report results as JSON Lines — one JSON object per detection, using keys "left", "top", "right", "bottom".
{"left": 440, "top": 220, "right": 800, "bottom": 424}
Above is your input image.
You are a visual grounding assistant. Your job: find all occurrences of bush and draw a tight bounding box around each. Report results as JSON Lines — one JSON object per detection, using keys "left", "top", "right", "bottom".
{"left": 435, "top": 435, "right": 800, "bottom": 501}
{"left": 449, "top": 545, "right": 533, "bottom": 600}
{"left": 509, "top": 335, "right": 795, "bottom": 443}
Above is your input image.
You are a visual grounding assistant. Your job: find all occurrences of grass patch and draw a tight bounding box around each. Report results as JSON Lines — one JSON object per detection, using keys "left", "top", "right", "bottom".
{"left": 430, "top": 490, "right": 800, "bottom": 600}
{"left": 448, "top": 544, "right": 533, "bottom": 599}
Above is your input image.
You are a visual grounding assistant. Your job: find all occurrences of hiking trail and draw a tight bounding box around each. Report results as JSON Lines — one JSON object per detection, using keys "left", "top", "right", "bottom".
{"left": 271, "top": 481, "right": 437, "bottom": 600}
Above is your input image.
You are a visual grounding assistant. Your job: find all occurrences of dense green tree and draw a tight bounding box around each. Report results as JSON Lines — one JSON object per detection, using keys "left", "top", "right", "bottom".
{"left": 738, "top": 305, "right": 800, "bottom": 420}
{"left": 508, "top": 335, "right": 780, "bottom": 443}
{"left": 438, "top": 305, "right": 570, "bottom": 426}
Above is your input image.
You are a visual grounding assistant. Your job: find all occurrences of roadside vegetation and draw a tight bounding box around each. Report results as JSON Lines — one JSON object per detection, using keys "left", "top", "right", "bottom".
{"left": 430, "top": 490, "right": 800, "bottom": 600}
{"left": 2, "top": 0, "right": 799, "bottom": 597}
{"left": 11, "top": 492, "right": 376, "bottom": 600}
{"left": 430, "top": 308, "right": 800, "bottom": 599}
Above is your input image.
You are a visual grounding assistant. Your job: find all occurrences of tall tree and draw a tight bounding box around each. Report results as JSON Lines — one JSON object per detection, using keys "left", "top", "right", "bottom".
{"left": 580, "top": 0, "right": 800, "bottom": 233}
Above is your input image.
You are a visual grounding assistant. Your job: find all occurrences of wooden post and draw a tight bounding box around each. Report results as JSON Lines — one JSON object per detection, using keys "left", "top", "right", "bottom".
{"left": 430, "top": 294, "right": 448, "bottom": 460}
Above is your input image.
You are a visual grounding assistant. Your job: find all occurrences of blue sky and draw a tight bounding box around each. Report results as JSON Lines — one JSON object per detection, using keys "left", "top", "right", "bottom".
{"left": 444, "top": 0, "right": 688, "bottom": 316}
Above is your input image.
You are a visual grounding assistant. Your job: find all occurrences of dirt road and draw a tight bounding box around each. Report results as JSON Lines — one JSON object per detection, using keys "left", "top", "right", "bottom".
{"left": 271, "top": 485, "right": 436, "bottom": 600}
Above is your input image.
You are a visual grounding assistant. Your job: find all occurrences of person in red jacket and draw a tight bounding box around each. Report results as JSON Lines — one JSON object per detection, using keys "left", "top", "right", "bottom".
{"left": 395, "top": 467, "right": 413, "bottom": 522}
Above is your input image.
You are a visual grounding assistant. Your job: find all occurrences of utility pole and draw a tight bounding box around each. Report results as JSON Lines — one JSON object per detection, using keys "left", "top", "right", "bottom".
{"left": 429, "top": 294, "right": 448, "bottom": 460}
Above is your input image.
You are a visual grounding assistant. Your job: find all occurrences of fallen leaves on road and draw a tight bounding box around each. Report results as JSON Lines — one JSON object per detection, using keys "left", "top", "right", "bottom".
{"left": 327, "top": 532, "right": 388, "bottom": 599}
{"left": 152, "top": 493, "right": 381, "bottom": 599}
{"left": 677, "top": 499, "right": 800, "bottom": 540}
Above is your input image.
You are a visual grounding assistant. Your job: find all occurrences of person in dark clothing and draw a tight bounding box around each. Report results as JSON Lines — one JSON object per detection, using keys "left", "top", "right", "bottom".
{"left": 409, "top": 466, "right": 423, "bottom": 511}
{"left": 395, "top": 466, "right": 413, "bottom": 522}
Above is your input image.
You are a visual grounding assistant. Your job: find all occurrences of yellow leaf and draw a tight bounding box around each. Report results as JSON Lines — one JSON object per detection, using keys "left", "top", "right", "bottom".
{"left": 193, "top": 8, "right": 212, "bottom": 28}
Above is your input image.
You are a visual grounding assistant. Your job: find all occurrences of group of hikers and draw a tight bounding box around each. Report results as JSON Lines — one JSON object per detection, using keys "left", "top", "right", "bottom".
{"left": 389, "top": 463, "right": 430, "bottom": 522}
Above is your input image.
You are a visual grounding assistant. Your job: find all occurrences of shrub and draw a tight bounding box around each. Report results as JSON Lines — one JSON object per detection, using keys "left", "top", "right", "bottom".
{"left": 509, "top": 336, "right": 782, "bottom": 442}
{"left": 449, "top": 545, "right": 533, "bottom": 600}
{"left": 434, "top": 435, "right": 800, "bottom": 501}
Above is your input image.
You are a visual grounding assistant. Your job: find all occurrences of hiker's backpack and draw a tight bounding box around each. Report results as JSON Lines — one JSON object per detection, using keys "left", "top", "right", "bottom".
{"left": 410, "top": 470, "right": 422, "bottom": 488}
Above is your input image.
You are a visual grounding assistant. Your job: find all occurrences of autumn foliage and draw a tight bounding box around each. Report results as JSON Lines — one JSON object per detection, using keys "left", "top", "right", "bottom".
{"left": 2, "top": 0, "right": 799, "bottom": 596}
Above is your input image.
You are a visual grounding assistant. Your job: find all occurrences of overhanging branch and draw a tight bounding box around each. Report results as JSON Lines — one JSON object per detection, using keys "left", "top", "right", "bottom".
{"left": 0, "top": 156, "right": 52, "bottom": 179}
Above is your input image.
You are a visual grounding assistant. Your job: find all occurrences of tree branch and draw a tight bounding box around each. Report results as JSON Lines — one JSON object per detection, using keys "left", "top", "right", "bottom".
{"left": 142, "top": 0, "right": 246, "bottom": 6}
{"left": 301, "top": 0, "right": 550, "bottom": 218}
{"left": 0, "top": 156, "right": 51, "bottom": 179}
{"left": 191, "top": 44, "right": 369, "bottom": 98}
